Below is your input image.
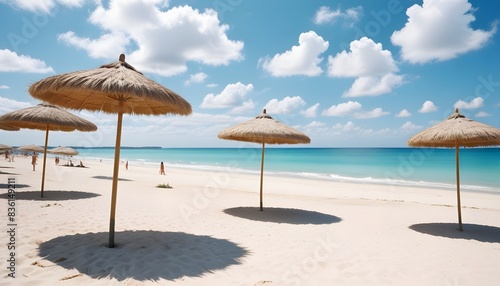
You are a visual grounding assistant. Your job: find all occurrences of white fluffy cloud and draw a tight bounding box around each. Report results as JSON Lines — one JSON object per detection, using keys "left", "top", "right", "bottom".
{"left": 0, "top": 85, "right": 9, "bottom": 89}
{"left": 264, "top": 96, "right": 306, "bottom": 114}
{"left": 354, "top": 108, "right": 390, "bottom": 119}
{"left": 313, "top": 6, "right": 362, "bottom": 25}
{"left": 261, "top": 31, "right": 329, "bottom": 77}
{"left": 396, "top": 109, "right": 411, "bottom": 118}
{"left": 475, "top": 111, "right": 490, "bottom": 117}
{"left": 419, "top": 101, "right": 438, "bottom": 113}
{"left": 59, "top": 1, "right": 243, "bottom": 76}
{"left": 200, "top": 82, "right": 254, "bottom": 112}
{"left": 344, "top": 74, "right": 404, "bottom": 97}
{"left": 401, "top": 121, "right": 422, "bottom": 131}
{"left": 391, "top": 0, "right": 497, "bottom": 63}
{"left": 305, "top": 121, "right": 326, "bottom": 128}
{"left": 228, "top": 100, "right": 255, "bottom": 114}
{"left": 333, "top": 121, "right": 359, "bottom": 132}
{"left": 0, "top": 96, "right": 32, "bottom": 113}
{"left": 322, "top": 101, "right": 362, "bottom": 116}
{"left": 300, "top": 103, "right": 320, "bottom": 118}
{"left": 0, "top": 49, "right": 54, "bottom": 73}
{"left": 184, "top": 72, "right": 208, "bottom": 86}
{"left": 327, "top": 37, "right": 403, "bottom": 97}
{"left": 328, "top": 37, "right": 398, "bottom": 77}
{"left": 454, "top": 97, "right": 484, "bottom": 109}
{"left": 0, "top": 0, "right": 84, "bottom": 13}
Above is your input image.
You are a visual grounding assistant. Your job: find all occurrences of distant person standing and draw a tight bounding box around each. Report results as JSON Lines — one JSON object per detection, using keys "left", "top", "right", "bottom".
{"left": 126, "top": 161, "right": 128, "bottom": 170}
{"left": 31, "top": 152, "right": 37, "bottom": 171}
{"left": 159, "top": 162, "right": 165, "bottom": 175}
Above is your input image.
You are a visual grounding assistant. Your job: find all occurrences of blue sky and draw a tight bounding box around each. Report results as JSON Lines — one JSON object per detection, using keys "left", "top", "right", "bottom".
{"left": 0, "top": 0, "right": 499, "bottom": 148}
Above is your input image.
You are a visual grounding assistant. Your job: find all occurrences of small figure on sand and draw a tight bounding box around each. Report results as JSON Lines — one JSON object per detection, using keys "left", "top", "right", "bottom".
{"left": 126, "top": 161, "right": 128, "bottom": 170}
{"left": 31, "top": 152, "right": 37, "bottom": 171}
{"left": 159, "top": 162, "right": 165, "bottom": 175}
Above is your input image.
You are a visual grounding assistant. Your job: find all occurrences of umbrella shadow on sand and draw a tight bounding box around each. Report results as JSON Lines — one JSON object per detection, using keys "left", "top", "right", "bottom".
{"left": 92, "top": 175, "right": 133, "bottom": 182}
{"left": 0, "top": 171, "right": 20, "bottom": 175}
{"left": 0, "top": 183, "right": 30, "bottom": 189}
{"left": 223, "top": 207, "right": 342, "bottom": 225}
{"left": 0, "top": 190, "right": 100, "bottom": 201}
{"left": 409, "top": 223, "right": 500, "bottom": 243}
{"left": 37, "top": 230, "right": 248, "bottom": 282}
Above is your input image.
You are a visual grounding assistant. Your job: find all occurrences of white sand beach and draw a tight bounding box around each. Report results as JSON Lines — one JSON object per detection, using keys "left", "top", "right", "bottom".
{"left": 1, "top": 155, "right": 500, "bottom": 285}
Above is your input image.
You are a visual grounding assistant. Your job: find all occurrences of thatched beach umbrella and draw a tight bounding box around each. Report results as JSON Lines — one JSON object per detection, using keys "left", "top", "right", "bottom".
{"left": 408, "top": 108, "right": 500, "bottom": 231}
{"left": 49, "top": 146, "right": 79, "bottom": 156}
{"left": 49, "top": 146, "right": 79, "bottom": 164}
{"left": 218, "top": 109, "right": 311, "bottom": 211}
{"left": 17, "top": 144, "right": 45, "bottom": 153}
{"left": 29, "top": 54, "right": 192, "bottom": 248}
{"left": 0, "top": 144, "right": 13, "bottom": 151}
{"left": 0, "top": 104, "right": 97, "bottom": 197}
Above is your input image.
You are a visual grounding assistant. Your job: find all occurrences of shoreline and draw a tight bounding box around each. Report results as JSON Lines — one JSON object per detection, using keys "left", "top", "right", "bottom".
{"left": 71, "top": 152, "right": 500, "bottom": 193}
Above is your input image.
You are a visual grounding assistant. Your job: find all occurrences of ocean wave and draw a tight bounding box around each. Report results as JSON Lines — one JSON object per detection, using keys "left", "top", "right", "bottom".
{"left": 280, "top": 171, "right": 497, "bottom": 193}
{"left": 164, "top": 163, "right": 499, "bottom": 193}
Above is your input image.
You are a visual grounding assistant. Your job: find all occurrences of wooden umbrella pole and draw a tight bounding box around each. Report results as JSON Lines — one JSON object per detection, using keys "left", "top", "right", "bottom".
{"left": 40, "top": 125, "right": 49, "bottom": 197}
{"left": 260, "top": 142, "right": 265, "bottom": 211}
{"left": 455, "top": 143, "right": 463, "bottom": 231}
{"left": 109, "top": 108, "right": 123, "bottom": 248}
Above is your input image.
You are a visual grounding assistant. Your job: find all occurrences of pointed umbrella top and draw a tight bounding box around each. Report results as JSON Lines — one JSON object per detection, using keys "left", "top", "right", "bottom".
{"left": 408, "top": 108, "right": 500, "bottom": 148}
{"left": 218, "top": 109, "right": 311, "bottom": 145}
{"left": 29, "top": 54, "right": 192, "bottom": 116}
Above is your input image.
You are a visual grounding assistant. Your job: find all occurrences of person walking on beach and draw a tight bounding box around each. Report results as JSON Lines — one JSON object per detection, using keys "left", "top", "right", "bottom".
{"left": 126, "top": 161, "right": 128, "bottom": 170}
{"left": 31, "top": 152, "right": 37, "bottom": 171}
{"left": 159, "top": 162, "right": 165, "bottom": 175}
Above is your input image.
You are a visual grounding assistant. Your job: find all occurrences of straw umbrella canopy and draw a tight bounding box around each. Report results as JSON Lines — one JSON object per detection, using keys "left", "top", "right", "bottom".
{"left": 408, "top": 108, "right": 500, "bottom": 231}
{"left": 0, "top": 104, "right": 97, "bottom": 197}
{"left": 49, "top": 146, "right": 79, "bottom": 156}
{"left": 0, "top": 144, "right": 13, "bottom": 152}
{"left": 29, "top": 54, "right": 192, "bottom": 248}
{"left": 17, "top": 144, "right": 45, "bottom": 153}
{"left": 218, "top": 109, "right": 311, "bottom": 211}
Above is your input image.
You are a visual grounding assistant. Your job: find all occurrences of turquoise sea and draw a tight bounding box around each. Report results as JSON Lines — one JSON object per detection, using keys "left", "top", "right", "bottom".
{"left": 73, "top": 147, "right": 500, "bottom": 192}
